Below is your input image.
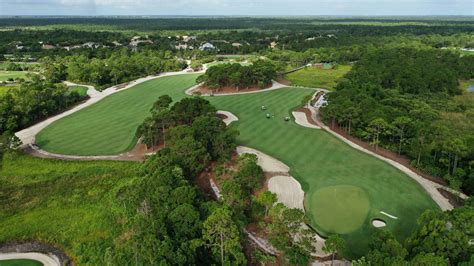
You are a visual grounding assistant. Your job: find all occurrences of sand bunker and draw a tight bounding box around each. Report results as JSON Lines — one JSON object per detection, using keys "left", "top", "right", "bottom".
{"left": 268, "top": 175, "right": 305, "bottom": 210}
{"left": 216, "top": 110, "right": 238, "bottom": 125}
{"left": 236, "top": 146, "right": 290, "bottom": 173}
{"left": 0, "top": 253, "right": 59, "bottom": 266}
{"left": 372, "top": 219, "right": 387, "bottom": 228}
{"left": 292, "top": 111, "right": 320, "bottom": 129}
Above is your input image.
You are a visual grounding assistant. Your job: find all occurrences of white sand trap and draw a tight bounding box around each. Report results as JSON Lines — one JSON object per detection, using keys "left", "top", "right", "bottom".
{"left": 0, "top": 252, "right": 60, "bottom": 266}
{"left": 216, "top": 110, "right": 239, "bottom": 125}
{"left": 292, "top": 111, "right": 321, "bottom": 129}
{"left": 268, "top": 175, "right": 305, "bottom": 210}
{"left": 372, "top": 219, "right": 387, "bottom": 228}
{"left": 380, "top": 211, "right": 398, "bottom": 219}
{"left": 236, "top": 146, "right": 290, "bottom": 173}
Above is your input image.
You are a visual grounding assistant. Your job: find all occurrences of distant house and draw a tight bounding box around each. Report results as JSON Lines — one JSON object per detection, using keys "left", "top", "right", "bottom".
{"left": 199, "top": 42, "right": 216, "bottom": 51}
{"left": 82, "top": 42, "right": 99, "bottom": 49}
{"left": 305, "top": 37, "right": 316, "bottom": 41}
{"left": 182, "top": 35, "right": 196, "bottom": 43}
{"left": 270, "top": 41, "right": 278, "bottom": 49}
{"left": 327, "top": 34, "right": 336, "bottom": 38}
{"left": 130, "top": 37, "right": 153, "bottom": 47}
{"left": 16, "top": 44, "right": 24, "bottom": 50}
{"left": 42, "top": 44, "right": 56, "bottom": 50}
{"left": 232, "top": 42, "right": 243, "bottom": 48}
{"left": 112, "top": 41, "right": 122, "bottom": 46}
{"left": 176, "top": 43, "right": 194, "bottom": 50}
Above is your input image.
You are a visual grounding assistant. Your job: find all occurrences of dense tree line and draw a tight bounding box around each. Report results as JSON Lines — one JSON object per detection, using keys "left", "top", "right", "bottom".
{"left": 0, "top": 75, "right": 87, "bottom": 133}
{"left": 197, "top": 60, "right": 276, "bottom": 90}
{"left": 43, "top": 49, "right": 186, "bottom": 89}
{"left": 1, "top": 17, "right": 472, "bottom": 33}
{"left": 321, "top": 48, "right": 474, "bottom": 194}
{"left": 105, "top": 97, "right": 243, "bottom": 264}
{"left": 354, "top": 205, "right": 473, "bottom": 265}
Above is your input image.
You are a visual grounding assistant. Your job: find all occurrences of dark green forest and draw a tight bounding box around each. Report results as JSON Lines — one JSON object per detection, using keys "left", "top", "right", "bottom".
{"left": 321, "top": 48, "right": 474, "bottom": 195}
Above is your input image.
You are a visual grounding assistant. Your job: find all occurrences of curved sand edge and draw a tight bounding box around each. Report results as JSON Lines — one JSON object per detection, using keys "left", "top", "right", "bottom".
{"left": 236, "top": 146, "right": 331, "bottom": 257}
{"left": 217, "top": 110, "right": 239, "bottom": 125}
{"left": 185, "top": 80, "right": 288, "bottom": 96}
{"left": 236, "top": 146, "right": 290, "bottom": 173}
{"left": 292, "top": 111, "right": 321, "bottom": 129}
{"left": 268, "top": 175, "right": 304, "bottom": 210}
{"left": 0, "top": 252, "right": 60, "bottom": 266}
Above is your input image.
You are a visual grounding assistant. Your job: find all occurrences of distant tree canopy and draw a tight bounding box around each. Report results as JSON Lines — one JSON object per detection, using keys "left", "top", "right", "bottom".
{"left": 197, "top": 60, "right": 276, "bottom": 89}
{"left": 0, "top": 75, "right": 87, "bottom": 133}
{"left": 321, "top": 48, "right": 474, "bottom": 195}
{"left": 45, "top": 49, "right": 186, "bottom": 90}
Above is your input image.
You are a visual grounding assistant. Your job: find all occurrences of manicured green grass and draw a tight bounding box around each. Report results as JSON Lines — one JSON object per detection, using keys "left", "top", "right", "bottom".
{"left": 67, "top": 86, "right": 88, "bottom": 97}
{"left": 36, "top": 74, "right": 199, "bottom": 156}
{"left": 0, "top": 71, "right": 28, "bottom": 82}
{"left": 285, "top": 65, "right": 351, "bottom": 90}
{"left": 0, "top": 259, "right": 43, "bottom": 266}
{"left": 206, "top": 88, "right": 438, "bottom": 258}
{"left": 36, "top": 74, "right": 437, "bottom": 258}
{"left": 311, "top": 185, "right": 370, "bottom": 234}
{"left": 0, "top": 154, "right": 139, "bottom": 264}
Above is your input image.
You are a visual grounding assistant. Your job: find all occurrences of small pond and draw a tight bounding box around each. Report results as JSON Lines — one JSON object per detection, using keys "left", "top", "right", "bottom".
{"left": 467, "top": 85, "right": 474, "bottom": 92}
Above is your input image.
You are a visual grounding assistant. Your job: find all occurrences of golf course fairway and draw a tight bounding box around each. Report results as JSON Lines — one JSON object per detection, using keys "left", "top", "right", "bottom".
{"left": 36, "top": 74, "right": 199, "bottom": 155}
{"left": 36, "top": 74, "right": 438, "bottom": 258}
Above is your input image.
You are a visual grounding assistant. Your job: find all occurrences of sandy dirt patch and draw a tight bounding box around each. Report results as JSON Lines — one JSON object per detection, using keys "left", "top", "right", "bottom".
{"left": 312, "top": 260, "right": 351, "bottom": 266}
{"left": 236, "top": 146, "right": 290, "bottom": 173}
{"left": 380, "top": 211, "right": 398, "bottom": 219}
{"left": 268, "top": 175, "right": 304, "bottom": 210}
{"left": 186, "top": 80, "right": 288, "bottom": 96}
{"left": 292, "top": 111, "right": 321, "bottom": 129}
{"left": 216, "top": 110, "right": 239, "bottom": 125}
{"left": 0, "top": 253, "right": 59, "bottom": 266}
{"left": 372, "top": 219, "right": 387, "bottom": 228}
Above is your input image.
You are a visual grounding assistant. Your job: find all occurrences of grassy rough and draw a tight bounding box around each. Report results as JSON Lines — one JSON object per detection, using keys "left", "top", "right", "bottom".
{"left": 36, "top": 74, "right": 199, "bottom": 155}
{"left": 0, "top": 71, "right": 28, "bottom": 82}
{"left": 67, "top": 86, "right": 88, "bottom": 97}
{"left": 0, "top": 154, "right": 138, "bottom": 264}
{"left": 285, "top": 65, "right": 351, "bottom": 90}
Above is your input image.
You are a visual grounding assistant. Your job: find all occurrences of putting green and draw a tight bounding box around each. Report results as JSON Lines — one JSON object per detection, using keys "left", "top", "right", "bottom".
{"left": 310, "top": 185, "right": 370, "bottom": 234}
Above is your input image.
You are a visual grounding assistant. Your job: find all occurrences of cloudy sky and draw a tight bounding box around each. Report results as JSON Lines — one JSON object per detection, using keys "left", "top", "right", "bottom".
{"left": 1, "top": 0, "right": 473, "bottom": 16}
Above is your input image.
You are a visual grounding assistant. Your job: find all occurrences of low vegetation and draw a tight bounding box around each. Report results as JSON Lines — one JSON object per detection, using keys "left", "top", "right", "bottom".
{"left": 0, "top": 71, "right": 29, "bottom": 82}
{"left": 285, "top": 64, "right": 351, "bottom": 90}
